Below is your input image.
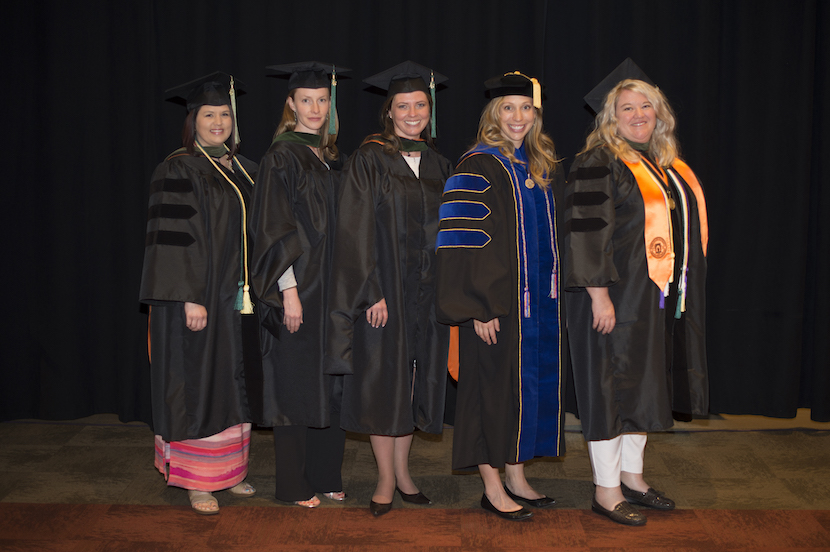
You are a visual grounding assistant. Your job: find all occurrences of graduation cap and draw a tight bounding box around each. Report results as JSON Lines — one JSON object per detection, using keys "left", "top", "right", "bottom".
{"left": 583, "top": 58, "right": 654, "bottom": 114}
{"left": 164, "top": 71, "right": 246, "bottom": 143}
{"left": 164, "top": 71, "right": 246, "bottom": 112}
{"left": 266, "top": 61, "right": 350, "bottom": 134}
{"left": 484, "top": 71, "right": 543, "bottom": 109}
{"left": 266, "top": 61, "right": 350, "bottom": 89}
{"left": 363, "top": 61, "right": 448, "bottom": 138}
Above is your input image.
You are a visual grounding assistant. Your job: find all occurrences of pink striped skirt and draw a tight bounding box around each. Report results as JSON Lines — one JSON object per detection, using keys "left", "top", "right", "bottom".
{"left": 154, "top": 423, "right": 251, "bottom": 491}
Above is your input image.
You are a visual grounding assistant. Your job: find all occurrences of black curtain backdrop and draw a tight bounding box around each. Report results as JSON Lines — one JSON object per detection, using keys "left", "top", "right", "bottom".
{"left": 5, "top": 0, "right": 828, "bottom": 425}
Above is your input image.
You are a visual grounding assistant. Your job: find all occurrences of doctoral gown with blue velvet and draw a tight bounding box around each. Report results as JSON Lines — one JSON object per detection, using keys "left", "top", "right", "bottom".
{"left": 435, "top": 144, "right": 566, "bottom": 469}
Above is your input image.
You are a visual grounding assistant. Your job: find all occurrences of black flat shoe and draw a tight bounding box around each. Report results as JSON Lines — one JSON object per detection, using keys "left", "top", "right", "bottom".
{"left": 591, "top": 497, "right": 647, "bottom": 526}
{"left": 503, "top": 485, "right": 556, "bottom": 508}
{"left": 396, "top": 487, "right": 432, "bottom": 505}
{"left": 480, "top": 493, "right": 533, "bottom": 521}
{"left": 369, "top": 500, "right": 392, "bottom": 516}
{"left": 620, "top": 483, "right": 675, "bottom": 510}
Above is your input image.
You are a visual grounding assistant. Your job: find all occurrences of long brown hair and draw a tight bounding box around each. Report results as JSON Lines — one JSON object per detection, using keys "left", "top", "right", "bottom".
{"left": 581, "top": 79, "right": 679, "bottom": 166}
{"left": 476, "top": 96, "right": 559, "bottom": 189}
{"left": 273, "top": 89, "right": 340, "bottom": 162}
{"left": 371, "top": 91, "right": 436, "bottom": 155}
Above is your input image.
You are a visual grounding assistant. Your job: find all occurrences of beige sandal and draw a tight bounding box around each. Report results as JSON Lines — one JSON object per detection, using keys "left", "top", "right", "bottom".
{"left": 188, "top": 490, "right": 219, "bottom": 515}
{"left": 227, "top": 481, "right": 256, "bottom": 498}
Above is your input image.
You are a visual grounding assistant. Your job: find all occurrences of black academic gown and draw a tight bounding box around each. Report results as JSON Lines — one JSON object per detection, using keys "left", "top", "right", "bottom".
{"left": 324, "top": 138, "right": 452, "bottom": 435}
{"left": 249, "top": 140, "right": 343, "bottom": 427}
{"left": 435, "top": 145, "right": 567, "bottom": 469}
{"left": 140, "top": 151, "right": 257, "bottom": 442}
{"left": 562, "top": 146, "right": 708, "bottom": 441}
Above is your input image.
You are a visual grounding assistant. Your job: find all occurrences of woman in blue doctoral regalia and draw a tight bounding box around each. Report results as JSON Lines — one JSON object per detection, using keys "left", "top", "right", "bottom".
{"left": 435, "top": 72, "right": 566, "bottom": 521}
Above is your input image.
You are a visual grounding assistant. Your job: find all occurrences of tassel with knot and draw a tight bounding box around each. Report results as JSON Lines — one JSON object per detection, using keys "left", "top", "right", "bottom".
{"left": 328, "top": 66, "right": 337, "bottom": 135}
{"left": 230, "top": 75, "right": 241, "bottom": 145}
{"left": 242, "top": 284, "right": 254, "bottom": 314}
{"left": 430, "top": 71, "right": 437, "bottom": 138}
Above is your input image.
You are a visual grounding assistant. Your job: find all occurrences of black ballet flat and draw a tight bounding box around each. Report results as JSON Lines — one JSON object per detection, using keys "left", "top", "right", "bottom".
{"left": 369, "top": 499, "right": 392, "bottom": 517}
{"left": 503, "top": 485, "right": 556, "bottom": 508}
{"left": 480, "top": 493, "right": 533, "bottom": 521}
{"left": 396, "top": 487, "right": 432, "bottom": 505}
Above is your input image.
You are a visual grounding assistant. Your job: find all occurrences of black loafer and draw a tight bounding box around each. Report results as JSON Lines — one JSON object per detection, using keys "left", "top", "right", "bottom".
{"left": 369, "top": 500, "right": 392, "bottom": 516}
{"left": 396, "top": 487, "right": 432, "bottom": 505}
{"left": 621, "top": 483, "right": 675, "bottom": 510}
{"left": 481, "top": 493, "right": 533, "bottom": 521}
{"left": 503, "top": 485, "right": 556, "bottom": 508}
{"left": 591, "top": 497, "right": 647, "bottom": 526}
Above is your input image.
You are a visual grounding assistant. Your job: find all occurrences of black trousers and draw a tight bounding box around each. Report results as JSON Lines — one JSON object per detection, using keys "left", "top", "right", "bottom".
{"left": 273, "top": 410, "right": 346, "bottom": 502}
{"left": 273, "top": 373, "right": 346, "bottom": 502}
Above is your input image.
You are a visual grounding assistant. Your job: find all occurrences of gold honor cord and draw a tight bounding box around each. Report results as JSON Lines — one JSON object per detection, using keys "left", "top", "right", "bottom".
{"left": 195, "top": 141, "right": 254, "bottom": 314}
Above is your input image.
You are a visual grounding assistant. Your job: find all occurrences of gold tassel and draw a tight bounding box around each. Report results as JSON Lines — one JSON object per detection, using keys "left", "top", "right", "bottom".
{"left": 531, "top": 78, "right": 541, "bottom": 109}
{"left": 230, "top": 75, "right": 241, "bottom": 145}
{"left": 242, "top": 284, "right": 254, "bottom": 314}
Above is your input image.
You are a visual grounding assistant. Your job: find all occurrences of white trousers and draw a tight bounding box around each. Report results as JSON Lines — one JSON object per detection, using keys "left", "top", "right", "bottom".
{"left": 587, "top": 433, "right": 647, "bottom": 488}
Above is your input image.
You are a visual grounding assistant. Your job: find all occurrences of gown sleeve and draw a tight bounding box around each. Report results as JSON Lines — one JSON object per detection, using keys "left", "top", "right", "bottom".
{"left": 563, "top": 147, "right": 622, "bottom": 289}
{"left": 324, "top": 147, "right": 385, "bottom": 375}
{"left": 249, "top": 146, "right": 303, "bottom": 309}
{"left": 435, "top": 154, "right": 514, "bottom": 325}
{"left": 140, "top": 157, "right": 212, "bottom": 305}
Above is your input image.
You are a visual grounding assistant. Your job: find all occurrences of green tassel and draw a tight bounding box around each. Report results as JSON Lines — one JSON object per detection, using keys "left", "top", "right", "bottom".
{"left": 430, "top": 71, "right": 436, "bottom": 138}
{"left": 328, "top": 66, "right": 337, "bottom": 136}
{"left": 235, "top": 280, "right": 244, "bottom": 311}
{"left": 675, "top": 290, "right": 684, "bottom": 319}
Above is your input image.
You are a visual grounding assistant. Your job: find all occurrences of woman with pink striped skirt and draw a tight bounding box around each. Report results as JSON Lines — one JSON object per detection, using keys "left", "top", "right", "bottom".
{"left": 140, "top": 72, "right": 258, "bottom": 515}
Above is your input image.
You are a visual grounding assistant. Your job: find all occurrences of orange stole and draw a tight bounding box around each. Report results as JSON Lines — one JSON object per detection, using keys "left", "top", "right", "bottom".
{"left": 448, "top": 326, "right": 459, "bottom": 381}
{"left": 622, "top": 158, "right": 675, "bottom": 292}
{"left": 670, "top": 159, "right": 709, "bottom": 256}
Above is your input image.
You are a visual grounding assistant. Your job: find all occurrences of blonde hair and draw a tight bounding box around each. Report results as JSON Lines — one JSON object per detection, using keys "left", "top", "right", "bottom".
{"left": 274, "top": 89, "right": 340, "bottom": 162}
{"left": 581, "top": 79, "right": 679, "bottom": 166}
{"left": 476, "top": 96, "right": 559, "bottom": 189}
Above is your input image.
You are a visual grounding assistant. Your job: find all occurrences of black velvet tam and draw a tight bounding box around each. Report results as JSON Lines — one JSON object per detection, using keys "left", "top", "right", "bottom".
{"left": 484, "top": 72, "right": 539, "bottom": 99}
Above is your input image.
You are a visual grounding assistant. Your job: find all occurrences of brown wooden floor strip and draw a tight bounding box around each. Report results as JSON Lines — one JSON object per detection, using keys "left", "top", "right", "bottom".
{"left": 1, "top": 504, "right": 830, "bottom": 551}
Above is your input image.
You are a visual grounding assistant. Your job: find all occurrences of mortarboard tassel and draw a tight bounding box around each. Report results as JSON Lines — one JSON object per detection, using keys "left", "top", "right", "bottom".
{"left": 328, "top": 66, "right": 337, "bottom": 136}
{"left": 430, "top": 71, "right": 436, "bottom": 138}
{"left": 230, "top": 75, "right": 241, "bottom": 145}
{"left": 531, "top": 77, "right": 541, "bottom": 109}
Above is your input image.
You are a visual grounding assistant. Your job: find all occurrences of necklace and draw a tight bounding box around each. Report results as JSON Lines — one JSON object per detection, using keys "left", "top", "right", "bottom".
{"left": 212, "top": 154, "right": 233, "bottom": 171}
